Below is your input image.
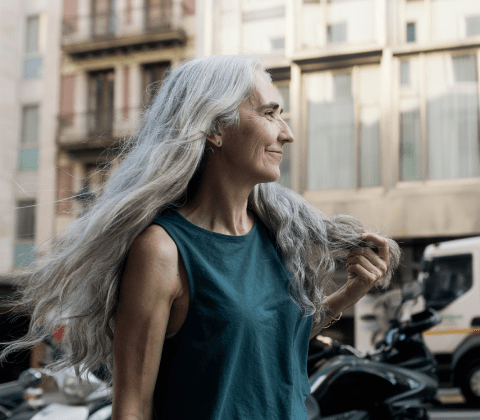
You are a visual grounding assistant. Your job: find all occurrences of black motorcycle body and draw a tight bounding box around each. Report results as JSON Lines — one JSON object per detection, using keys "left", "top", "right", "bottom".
{"left": 306, "top": 281, "right": 442, "bottom": 420}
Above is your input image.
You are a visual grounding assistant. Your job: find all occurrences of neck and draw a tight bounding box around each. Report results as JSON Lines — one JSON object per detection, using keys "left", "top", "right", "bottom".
{"left": 176, "top": 155, "right": 255, "bottom": 236}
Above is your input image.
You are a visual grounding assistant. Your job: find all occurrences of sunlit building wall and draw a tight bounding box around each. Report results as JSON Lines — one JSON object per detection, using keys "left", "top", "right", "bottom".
{"left": 0, "top": 0, "right": 60, "bottom": 285}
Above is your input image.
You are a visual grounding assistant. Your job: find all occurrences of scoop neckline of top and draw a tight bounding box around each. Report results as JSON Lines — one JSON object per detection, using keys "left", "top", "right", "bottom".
{"left": 168, "top": 209, "right": 258, "bottom": 240}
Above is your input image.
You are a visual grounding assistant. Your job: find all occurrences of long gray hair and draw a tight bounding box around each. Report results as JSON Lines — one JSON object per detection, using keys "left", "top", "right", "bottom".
{"left": 1, "top": 55, "right": 400, "bottom": 384}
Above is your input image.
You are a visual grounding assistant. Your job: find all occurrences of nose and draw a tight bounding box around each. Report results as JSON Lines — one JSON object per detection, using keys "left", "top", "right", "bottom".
{"left": 278, "top": 118, "right": 295, "bottom": 144}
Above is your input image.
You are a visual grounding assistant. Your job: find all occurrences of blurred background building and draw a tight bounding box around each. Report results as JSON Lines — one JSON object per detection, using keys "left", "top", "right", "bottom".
{"left": 2, "top": 0, "right": 480, "bottom": 372}
{"left": 0, "top": 0, "right": 61, "bottom": 380}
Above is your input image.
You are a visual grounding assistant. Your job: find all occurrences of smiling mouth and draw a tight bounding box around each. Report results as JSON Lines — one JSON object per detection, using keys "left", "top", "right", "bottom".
{"left": 267, "top": 151, "right": 282, "bottom": 155}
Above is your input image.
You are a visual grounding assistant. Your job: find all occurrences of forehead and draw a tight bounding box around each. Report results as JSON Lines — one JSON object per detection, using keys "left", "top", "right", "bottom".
{"left": 251, "top": 71, "right": 280, "bottom": 105}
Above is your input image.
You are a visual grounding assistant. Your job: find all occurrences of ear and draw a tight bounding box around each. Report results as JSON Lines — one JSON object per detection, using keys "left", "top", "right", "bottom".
{"left": 206, "top": 128, "right": 223, "bottom": 148}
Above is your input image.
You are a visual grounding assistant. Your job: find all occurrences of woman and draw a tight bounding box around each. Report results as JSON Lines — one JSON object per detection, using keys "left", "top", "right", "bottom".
{"left": 1, "top": 55, "right": 400, "bottom": 420}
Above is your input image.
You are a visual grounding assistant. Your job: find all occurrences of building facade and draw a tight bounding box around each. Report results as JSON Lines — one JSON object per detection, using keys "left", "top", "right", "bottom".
{"left": 0, "top": 0, "right": 60, "bottom": 285}
{"left": 0, "top": 0, "right": 61, "bottom": 381}
{"left": 56, "top": 0, "right": 195, "bottom": 232}
{"left": 198, "top": 0, "right": 480, "bottom": 345}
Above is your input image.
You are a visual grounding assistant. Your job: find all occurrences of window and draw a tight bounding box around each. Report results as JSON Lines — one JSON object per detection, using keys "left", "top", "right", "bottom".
{"left": 24, "top": 15, "right": 43, "bottom": 79}
{"left": 305, "top": 66, "right": 381, "bottom": 190}
{"left": 14, "top": 200, "right": 36, "bottom": 267}
{"left": 399, "top": 53, "right": 480, "bottom": 181}
{"left": 91, "top": 0, "right": 116, "bottom": 37}
{"left": 400, "top": 60, "right": 410, "bottom": 86}
{"left": 271, "top": 37, "right": 285, "bottom": 51}
{"left": 274, "top": 82, "right": 291, "bottom": 188}
{"left": 142, "top": 62, "right": 169, "bottom": 106}
{"left": 466, "top": 15, "right": 480, "bottom": 37}
{"left": 406, "top": 22, "right": 416, "bottom": 43}
{"left": 145, "top": 0, "right": 172, "bottom": 31}
{"left": 327, "top": 22, "right": 346, "bottom": 43}
{"left": 25, "top": 16, "right": 39, "bottom": 53}
{"left": 19, "top": 105, "right": 39, "bottom": 171}
{"left": 88, "top": 70, "right": 114, "bottom": 134}
{"left": 424, "top": 254, "right": 473, "bottom": 311}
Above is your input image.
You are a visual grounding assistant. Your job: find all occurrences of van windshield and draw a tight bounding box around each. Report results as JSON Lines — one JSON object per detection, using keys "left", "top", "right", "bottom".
{"left": 423, "top": 254, "right": 473, "bottom": 311}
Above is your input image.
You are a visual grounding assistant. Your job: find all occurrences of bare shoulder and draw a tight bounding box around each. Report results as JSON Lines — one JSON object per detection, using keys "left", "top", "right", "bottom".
{"left": 123, "top": 224, "right": 182, "bottom": 303}
{"left": 129, "top": 224, "right": 178, "bottom": 263}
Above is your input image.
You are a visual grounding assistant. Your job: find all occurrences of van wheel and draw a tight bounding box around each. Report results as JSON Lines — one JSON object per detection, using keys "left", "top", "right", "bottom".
{"left": 460, "top": 358, "right": 480, "bottom": 406}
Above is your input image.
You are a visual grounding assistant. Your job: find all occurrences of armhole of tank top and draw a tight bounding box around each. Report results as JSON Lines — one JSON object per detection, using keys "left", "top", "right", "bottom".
{"left": 151, "top": 218, "right": 195, "bottom": 332}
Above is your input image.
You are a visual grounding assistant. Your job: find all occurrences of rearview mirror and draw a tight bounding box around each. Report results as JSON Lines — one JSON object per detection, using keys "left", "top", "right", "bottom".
{"left": 401, "top": 281, "right": 423, "bottom": 301}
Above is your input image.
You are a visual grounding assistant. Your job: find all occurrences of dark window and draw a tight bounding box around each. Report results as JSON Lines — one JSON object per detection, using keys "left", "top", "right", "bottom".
{"left": 271, "top": 37, "right": 285, "bottom": 51}
{"left": 91, "top": 0, "right": 116, "bottom": 37}
{"left": 424, "top": 254, "right": 473, "bottom": 311}
{"left": 327, "top": 22, "right": 347, "bottom": 43}
{"left": 16, "top": 200, "right": 36, "bottom": 240}
{"left": 407, "top": 22, "right": 416, "bottom": 43}
{"left": 143, "top": 62, "right": 169, "bottom": 106}
{"left": 88, "top": 69, "right": 114, "bottom": 134}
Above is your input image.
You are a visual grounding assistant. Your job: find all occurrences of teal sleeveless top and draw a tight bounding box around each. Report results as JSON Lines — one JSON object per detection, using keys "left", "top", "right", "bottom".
{"left": 152, "top": 209, "right": 312, "bottom": 419}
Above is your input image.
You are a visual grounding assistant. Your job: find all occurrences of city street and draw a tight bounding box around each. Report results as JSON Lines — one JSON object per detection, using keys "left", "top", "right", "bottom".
{"left": 428, "top": 388, "right": 480, "bottom": 420}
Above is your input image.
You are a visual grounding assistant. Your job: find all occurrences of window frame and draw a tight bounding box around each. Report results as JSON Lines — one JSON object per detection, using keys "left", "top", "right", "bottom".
{"left": 396, "top": 48, "right": 480, "bottom": 183}
{"left": 302, "top": 64, "right": 383, "bottom": 191}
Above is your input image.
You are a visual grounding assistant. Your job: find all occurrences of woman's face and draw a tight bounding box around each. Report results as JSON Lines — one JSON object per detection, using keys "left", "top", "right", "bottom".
{"left": 220, "top": 71, "right": 294, "bottom": 185}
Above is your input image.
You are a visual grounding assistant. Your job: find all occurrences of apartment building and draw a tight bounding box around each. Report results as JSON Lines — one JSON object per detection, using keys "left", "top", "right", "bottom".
{"left": 57, "top": 0, "right": 195, "bottom": 232}
{"left": 0, "top": 0, "right": 61, "bottom": 284}
{"left": 198, "top": 0, "right": 480, "bottom": 344}
{"left": 0, "top": 0, "right": 61, "bottom": 381}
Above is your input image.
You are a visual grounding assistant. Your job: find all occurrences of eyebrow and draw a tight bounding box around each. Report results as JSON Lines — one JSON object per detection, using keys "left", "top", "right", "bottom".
{"left": 257, "top": 102, "right": 283, "bottom": 114}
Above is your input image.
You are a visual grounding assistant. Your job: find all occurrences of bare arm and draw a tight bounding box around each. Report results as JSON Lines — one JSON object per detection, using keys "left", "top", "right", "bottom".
{"left": 111, "top": 226, "right": 184, "bottom": 420}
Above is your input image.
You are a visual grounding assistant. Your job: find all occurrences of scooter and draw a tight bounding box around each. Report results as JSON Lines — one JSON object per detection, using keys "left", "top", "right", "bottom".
{"left": 306, "top": 280, "right": 442, "bottom": 420}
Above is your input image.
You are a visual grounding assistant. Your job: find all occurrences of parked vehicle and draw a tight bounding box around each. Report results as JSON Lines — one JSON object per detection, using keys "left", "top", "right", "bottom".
{"left": 418, "top": 237, "right": 480, "bottom": 406}
{"left": 0, "top": 366, "right": 111, "bottom": 420}
{"left": 307, "top": 281, "right": 441, "bottom": 420}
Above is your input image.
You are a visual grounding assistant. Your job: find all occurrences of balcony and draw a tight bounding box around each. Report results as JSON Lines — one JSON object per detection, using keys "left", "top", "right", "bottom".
{"left": 57, "top": 108, "right": 141, "bottom": 151}
{"left": 61, "top": 1, "right": 191, "bottom": 58}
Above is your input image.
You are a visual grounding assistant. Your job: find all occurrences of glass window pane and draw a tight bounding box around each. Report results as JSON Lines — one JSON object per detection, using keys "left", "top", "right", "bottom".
{"left": 18, "top": 148, "right": 39, "bottom": 171}
{"left": 424, "top": 254, "right": 473, "bottom": 311}
{"left": 359, "top": 66, "right": 380, "bottom": 103}
{"left": 278, "top": 140, "right": 291, "bottom": 188}
{"left": 400, "top": 98, "right": 422, "bottom": 181}
{"left": 327, "top": 22, "right": 346, "bottom": 43}
{"left": 453, "top": 55, "right": 478, "bottom": 83}
{"left": 306, "top": 72, "right": 355, "bottom": 190}
{"left": 400, "top": 60, "right": 410, "bottom": 85}
{"left": 406, "top": 22, "right": 416, "bottom": 43}
{"left": 26, "top": 16, "right": 39, "bottom": 53}
{"left": 334, "top": 72, "right": 352, "bottom": 98}
{"left": 16, "top": 200, "right": 36, "bottom": 239}
{"left": 14, "top": 243, "right": 35, "bottom": 267}
{"left": 360, "top": 107, "right": 380, "bottom": 187}
{"left": 277, "top": 85, "right": 290, "bottom": 114}
{"left": 22, "top": 106, "right": 39, "bottom": 144}
{"left": 426, "top": 53, "right": 480, "bottom": 179}
{"left": 466, "top": 15, "right": 480, "bottom": 37}
{"left": 23, "top": 57, "right": 43, "bottom": 79}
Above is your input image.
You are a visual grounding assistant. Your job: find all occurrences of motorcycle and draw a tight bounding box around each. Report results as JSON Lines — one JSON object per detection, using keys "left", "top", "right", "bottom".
{"left": 0, "top": 365, "right": 111, "bottom": 420}
{"left": 306, "top": 280, "right": 442, "bottom": 420}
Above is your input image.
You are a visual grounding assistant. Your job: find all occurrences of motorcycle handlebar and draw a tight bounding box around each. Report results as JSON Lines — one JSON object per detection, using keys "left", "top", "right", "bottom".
{"left": 399, "top": 308, "right": 442, "bottom": 337}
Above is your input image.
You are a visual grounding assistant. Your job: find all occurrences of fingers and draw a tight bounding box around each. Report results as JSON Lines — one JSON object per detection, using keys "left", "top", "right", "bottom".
{"left": 359, "top": 232, "right": 390, "bottom": 264}
{"left": 347, "top": 252, "right": 387, "bottom": 284}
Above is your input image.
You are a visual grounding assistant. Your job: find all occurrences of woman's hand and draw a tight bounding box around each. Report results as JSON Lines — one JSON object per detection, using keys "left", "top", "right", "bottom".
{"left": 343, "top": 231, "right": 390, "bottom": 308}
